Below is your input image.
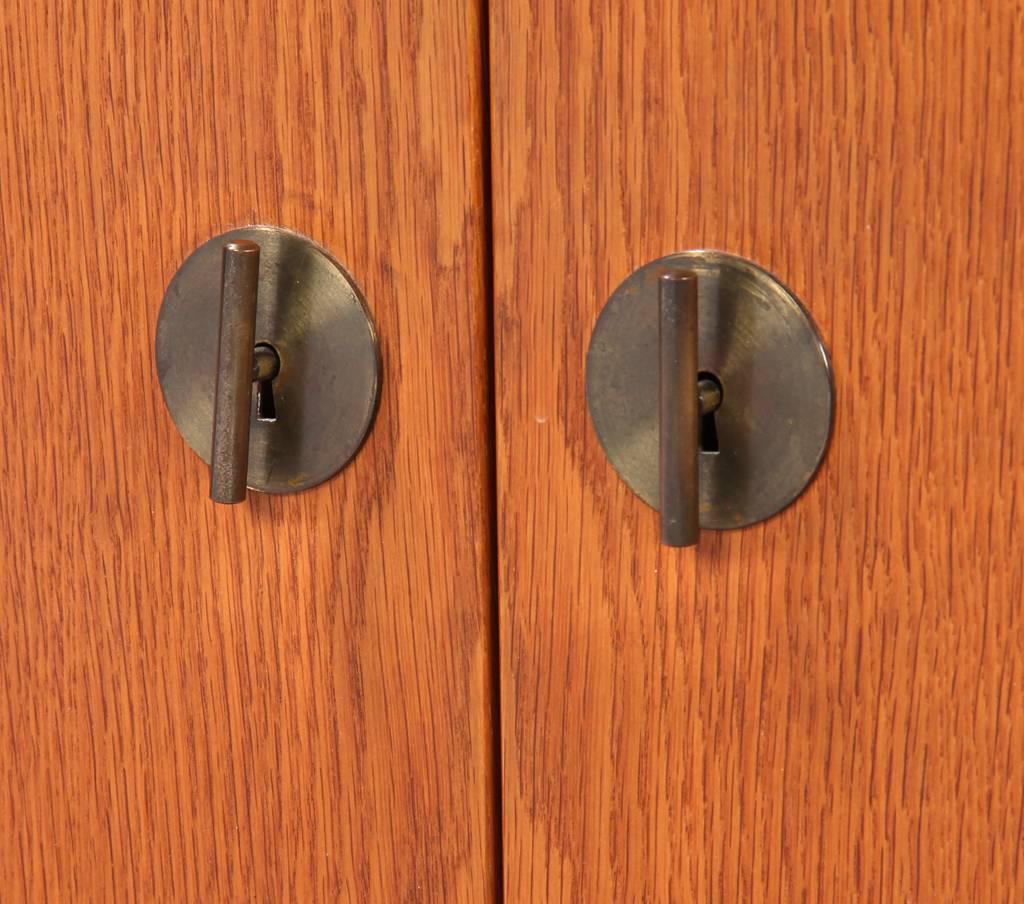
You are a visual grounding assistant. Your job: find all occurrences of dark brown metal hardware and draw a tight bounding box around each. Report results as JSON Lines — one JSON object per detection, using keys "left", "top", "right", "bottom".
{"left": 587, "top": 250, "right": 834, "bottom": 547}
{"left": 658, "top": 271, "right": 728, "bottom": 546}
{"left": 156, "top": 225, "right": 381, "bottom": 501}
{"left": 658, "top": 271, "right": 699, "bottom": 546}
{"left": 210, "top": 240, "right": 262, "bottom": 503}
{"left": 208, "top": 245, "right": 287, "bottom": 502}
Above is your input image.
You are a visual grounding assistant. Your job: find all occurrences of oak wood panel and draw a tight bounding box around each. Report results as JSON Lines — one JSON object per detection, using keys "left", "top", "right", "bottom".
{"left": 0, "top": 1, "right": 497, "bottom": 900}
{"left": 490, "top": 1, "right": 1024, "bottom": 900}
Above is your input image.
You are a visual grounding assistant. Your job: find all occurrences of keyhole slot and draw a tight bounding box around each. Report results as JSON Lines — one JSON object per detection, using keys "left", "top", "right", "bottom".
{"left": 698, "top": 371, "right": 723, "bottom": 454}
{"left": 253, "top": 342, "right": 281, "bottom": 423}
{"left": 256, "top": 379, "right": 277, "bottom": 422}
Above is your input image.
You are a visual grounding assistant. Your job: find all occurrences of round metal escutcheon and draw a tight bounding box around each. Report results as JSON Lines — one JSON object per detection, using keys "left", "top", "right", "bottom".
{"left": 156, "top": 225, "right": 380, "bottom": 494}
{"left": 586, "top": 250, "right": 833, "bottom": 530}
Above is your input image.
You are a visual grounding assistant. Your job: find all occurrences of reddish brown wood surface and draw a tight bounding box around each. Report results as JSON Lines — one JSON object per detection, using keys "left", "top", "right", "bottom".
{"left": 490, "top": 2, "right": 1024, "bottom": 900}
{"left": 0, "top": 1, "right": 497, "bottom": 900}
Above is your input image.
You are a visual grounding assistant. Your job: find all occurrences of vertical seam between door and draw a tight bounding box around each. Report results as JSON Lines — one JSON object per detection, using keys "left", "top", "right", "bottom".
{"left": 477, "top": 0, "right": 505, "bottom": 901}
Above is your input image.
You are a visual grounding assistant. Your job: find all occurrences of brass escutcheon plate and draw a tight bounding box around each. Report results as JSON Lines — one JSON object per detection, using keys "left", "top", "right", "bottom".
{"left": 586, "top": 250, "right": 834, "bottom": 530}
{"left": 156, "top": 226, "right": 380, "bottom": 494}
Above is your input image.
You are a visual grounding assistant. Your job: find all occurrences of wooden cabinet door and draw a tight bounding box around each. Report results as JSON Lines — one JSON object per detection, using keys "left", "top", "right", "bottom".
{"left": 0, "top": 2, "right": 497, "bottom": 900}
{"left": 490, "top": 1, "right": 1024, "bottom": 901}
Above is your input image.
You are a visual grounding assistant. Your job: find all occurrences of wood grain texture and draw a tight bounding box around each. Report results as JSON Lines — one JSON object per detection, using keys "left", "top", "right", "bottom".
{"left": 0, "top": 1, "right": 497, "bottom": 900}
{"left": 490, "top": 1, "right": 1024, "bottom": 901}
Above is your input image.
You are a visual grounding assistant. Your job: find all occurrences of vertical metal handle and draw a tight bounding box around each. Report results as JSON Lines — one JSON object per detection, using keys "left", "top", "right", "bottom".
{"left": 659, "top": 270, "right": 700, "bottom": 546}
{"left": 210, "top": 240, "right": 261, "bottom": 503}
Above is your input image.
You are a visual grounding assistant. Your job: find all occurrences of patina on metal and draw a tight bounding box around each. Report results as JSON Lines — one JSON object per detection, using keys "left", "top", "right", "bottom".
{"left": 658, "top": 271, "right": 700, "bottom": 547}
{"left": 586, "top": 250, "right": 833, "bottom": 537}
{"left": 156, "top": 225, "right": 381, "bottom": 498}
{"left": 209, "top": 240, "right": 261, "bottom": 503}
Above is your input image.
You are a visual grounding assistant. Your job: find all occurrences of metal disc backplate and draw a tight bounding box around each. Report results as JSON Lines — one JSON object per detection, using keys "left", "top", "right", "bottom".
{"left": 156, "top": 226, "right": 380, "bottom": 494}
{"left": 586, "top": 250, "right": 833, "bottom": 530}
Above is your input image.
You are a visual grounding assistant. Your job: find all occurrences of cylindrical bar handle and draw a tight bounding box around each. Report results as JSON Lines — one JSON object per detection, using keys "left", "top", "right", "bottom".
{"left": 210, "top": 240, "right": 261, "bottom": 503}
{"left": 658, "top": 270, "right": 700, "bottom": 546}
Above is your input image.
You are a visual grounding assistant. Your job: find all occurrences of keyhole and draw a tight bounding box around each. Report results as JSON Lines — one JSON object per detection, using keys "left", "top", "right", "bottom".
{"left": 256, "top": 379, "right": 276, "bottom": 422}
{"left": 698, "top": 371, "right": 723, "bottom": 454}
{"left": 253, "top": 342, "right": 280, "bottom": 423}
